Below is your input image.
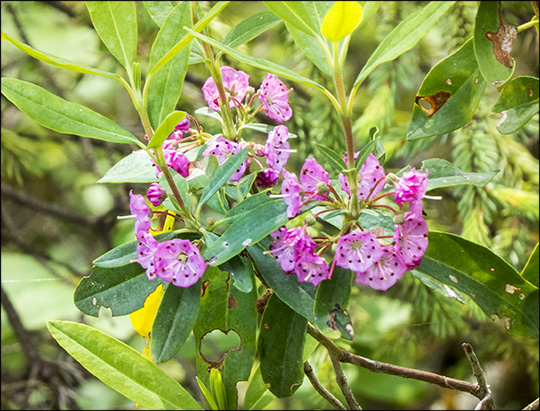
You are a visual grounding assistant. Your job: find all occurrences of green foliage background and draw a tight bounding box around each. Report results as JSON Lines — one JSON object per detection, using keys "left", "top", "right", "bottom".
{"left": 1, "top": 1, "right": 538, "bottom": 410}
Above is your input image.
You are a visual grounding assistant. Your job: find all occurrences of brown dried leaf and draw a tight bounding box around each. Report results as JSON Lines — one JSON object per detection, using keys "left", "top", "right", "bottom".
{"left": 415, "top": 91, "right": 451, "bottom": 117}
{"left": 485, "top": 2, "right": 517, "bottom": 68}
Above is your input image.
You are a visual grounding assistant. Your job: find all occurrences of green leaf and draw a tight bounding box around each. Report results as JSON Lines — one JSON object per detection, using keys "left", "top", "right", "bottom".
{"left": 148, "top": 111, "right": 187, "bottom": 149}
{"left": 220, "top": 190, "right": 273, "bottom": 225}
{"left": 284, "top": 22, "right": 332, "bottom": 77}
{"left": 356, "top": 2, "right": 383, "bottom": 32}
{"left": 353, "top": 1, "right": 455, "bottom": 91}
{"left": 143, "top": 1, "right": 175, "bottom": 28}
{"left": 314, "top": 267, "right": 353, "bottom": 337}
{"left": 243, "top": 366, "right": 274, "bottom": 410}
{"left": 225, "top": 172, "right": 258, "bottom": 202}
{"left": 98, "top": 150, "right": 157, "bottom": 183}
{"left": 159, "top": 170, "right": 192, "bottom": 213}
{"left": 258, "top": 293, "right": 306, "bottom": 398}
{"left": 223, "top": 11, "right": 282, "bottom": 48}
{"left": 148, "top": 1, "right": 230, "bottom": 80}
{"left": 239, "top": 122, "right": 297, "bottom": 138}
{"left": 193, "top": 267, "right": 257, "bottom": 410}
{"left": 406, "top": 38, "right": 487, "bottom": 140}
{"left": 219, "top": 254, "right": 255, "bottom": 293}
{"left": 416, "top": 231, "right": 539, "bottom": 339}
{"left": 1, "top": 31, "right": 122, "bottom": 81}
{"left": 198, "top": 148, "right": 248, "bottom": 210}
{"left": 321, "top": 1, "right": 363, "bottom": 42}
{"left": 354, "top": 139, "right": 378, "bottom": 169}
{"left": 74, "top": 263, "right": 167, "bottom": 317}
{"left": 492, "top": 76, "right": 539, "bottom": 134}
{"left": 263, "top": 1, "right": 321, "bottom": 38}
{"left": 410, "top": 270, "right": 466, "bottom": 303}
{"left": 1, "top": 78, "right": 141, "bottom": 146}
{"left": 151, "top": 279, "right": 202, "bottom": 363}
{"left": 247, "top": 243, "right": 317, "bottom": 322}
{"left": 419, "top": 158, "right": 499, "bottom": 191}
{"left": 147, "top": 2, "right": 192, "bottom": 130}
{"left": 314, "top": 143, "right": 347, "bottom": 173}
{"left": 86, "top": 1, "right": 138, "bottom": 70}
{"left": 521, "top": 243, "right": 539, "bottom": 288}
{"left": 203, "top": 198, "right": 289, "bottom": 267}
{"left": 185, "top": 28, "right": 330, "bottom": 95}
{"left": 473, "top": 1, "right": 515, "bottom": 84}
{"left": 47, "top": 321, "right": 202, "bottom": 410}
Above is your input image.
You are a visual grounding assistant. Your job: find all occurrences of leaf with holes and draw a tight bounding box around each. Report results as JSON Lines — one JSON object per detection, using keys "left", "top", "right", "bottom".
{"left": 416, "top": 231, "right": 539, "bottom": 339}
{"left": 407, "top": 38, "right": 487, "bottom": 140}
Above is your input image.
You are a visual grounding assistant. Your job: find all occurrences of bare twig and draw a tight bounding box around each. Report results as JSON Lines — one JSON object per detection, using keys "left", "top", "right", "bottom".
{"left": 306, "top": 323, "right": 483, "bottom": 399}
{"left": 523, "top": 397, "right": 540, "bottom": 410}
{"left": 40, "top": 1, "right": 77, "bottom": 18}
{"left": 304, "top": 361, "right": 347, "bottom": 410}
{"left": 462, "top": 343, "right": 495, "bottom": 410}
{"left": 329, "top": 355, "right": 362, "bottom": 410}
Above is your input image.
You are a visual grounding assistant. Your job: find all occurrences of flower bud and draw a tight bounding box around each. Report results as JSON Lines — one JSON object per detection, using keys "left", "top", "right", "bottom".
{"left": 315, "top": 181, "right": 329, "bottom": 194}
{"left": 386, "top": 173, "right": 399, "bottom": 185}
{"left": 253, "top": 143, "right": 266, "bottom": 157}
{"left": 207, "top": 217, "right": 215, "bottom": 225}
{"left": 393, "top": 214, "right": 405, "bottom": 225}
{"left": 304, "top": 215, "right": 317, "bottom": 226}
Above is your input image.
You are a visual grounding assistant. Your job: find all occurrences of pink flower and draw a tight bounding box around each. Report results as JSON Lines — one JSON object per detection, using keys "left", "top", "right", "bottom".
{"left": 265, "top": 125, "right": 292, "bottom": 172}
{"left": 256, "top": 168, "right": 280, "bottom": 189}
{"left": 129, "top": 190, "right": 151, "bottom": 235}
{"left": 147, "top": 183, "right": 167, "bottom": 207}
{"left": 300, "top": 158, "right": 331, "bottom": 200}
{"left": 394, "top": 168, "right": 429, "bottom": 214}
{"left": 154, "top": 239, "right": 207, "bottom": 287}
{"left": 150, "top": 148, "right": 190, "bottom": 178}
{"left": 269, "top": 226, "right": 316, "bottom": 274}
{"left": 393, "top": 212, "right": 429, "bottom": 270}
{"left": 334, "top": 230, "right": 384, "bottom": 273}
{"left": 203, "top": 137, "right": 248, "bottom": 181}
{"left": 355, "top": 245, "right": 407, "bottom": 291}
{"left": 202, "top": 66, "right": 250, "bottom": 111}
{"left": 132, "top": 231, "right": 158, "bottom": 281}
{"left": 174, "top": 117, "right": 190, "bottom": 132}
{"left": 339, "top": 153, "right": 386, "bottom": 201}
{"left": 258, "top": 73, "right": 293, "bottom": 122}
{"left": 281, "top": 170, "right": 303, "bottom": 218}
{"left": 294, "top": 252, "right": 329, "bottom": 286}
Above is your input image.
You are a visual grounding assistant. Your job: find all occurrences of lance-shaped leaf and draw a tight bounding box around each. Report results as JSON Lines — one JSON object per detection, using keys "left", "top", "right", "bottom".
{"left": 219, "top": 190, "right": 273, "bottom": 225}
{"left": 1, "top": 31, "right": 122, "bottom": 81}
{"left": 198, "top": 148, "right": 248, "bottom": 210}
{"left": 321, "top": 1, "right": 363, "bottom": 42}
{"left": 492, "top": 76, "right": 539, "bottom": 134}
{"left": 396, "top": 158, "right": 499, "bottom": 191}
{"left": 148, "top": 111, "right": 186, "bottom": 149}
{"left": 47, "top": 321, "right": 202, "bottom": 410}
{"left": 86, "top": 1, "right": 138, "bottom": 70}
{"left": 263, "top": 1, "right": 321, "bottom": 38}
{"left": 474, "top": 1, "right": 516, "bottom": 84}
{"left": 98, "top": 150, "right": 157, "bottom": 183}
{"left": 219, "top": 254, "right": 255, "bottom": 293}
{"left": 314, "top": 143, "right": 347, "bottom": 173}
{"left": 147, "top": 2, "right": 192, "bottom": 130}
{"left": 247, "top": 244, "right": 317, "bottom": 322}
{"left": 143, "top": 1, "right": 175, "bottom": 28}
{"left": 1, "top": 78, "right": 141, "bottom": 146}
{"left": 353, "top": 2, "right": 455, "bottom": 93}
{"left": 74, "top": 263, "right": 167, "bottom": 317}
{"left": 415, "top": 231, "right": 539, "bottom": 339}
{"left": 258, "top": 293, "right": 307, "bottom": 398}
{"left": 203, "top": 198, "right": 289, "bottom": 267}
{"left": 151, "top": 279, "right": 202, "bottom": 363}
{"left": 185, "top": 28, "right": 331, "bottom": 96}
{"left": 222, "top": 11, "right": 282, "bottom": 48}
{"left": 314, "top": 267, "right": 353, "bottom": 338}
{"left": 192, "top": 267, "right": 257, "bottom": 410}
{"left": 406, "top": 38, "right": 487, "bottom": 140}
{"left": 521, "top": 243, "right": 539, "bottom": 288}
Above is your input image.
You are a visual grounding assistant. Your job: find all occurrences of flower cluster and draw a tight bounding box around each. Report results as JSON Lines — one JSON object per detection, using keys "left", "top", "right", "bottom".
{"left": 129, "top": 191, "right": 206, "bottom": 288}
{"left": 266, "top": 151, "right": 430, "bottom": 291}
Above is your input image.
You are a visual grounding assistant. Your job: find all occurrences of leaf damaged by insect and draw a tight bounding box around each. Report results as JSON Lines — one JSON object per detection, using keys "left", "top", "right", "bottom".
{"left": 415, "top": 90, "right": 452, "bottom": 117}
{"left": 485, "top": 1, "right": 517, "bottom": 69}
{"left": 198, "top": 328, "right": 242, "bottom": 371}
{"left": 326, "top": 304, "right": 355, "bottom": 340}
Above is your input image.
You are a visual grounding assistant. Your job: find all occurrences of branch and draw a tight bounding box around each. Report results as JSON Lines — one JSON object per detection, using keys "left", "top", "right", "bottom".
{"left": 523, "top": 398, "right": 540, "bottom": 410}
{"left": 303, "top": 361, "right": 346, "bottom": 410}
{"left": 306, "top": 324, "right": 483, "bottom": 399}
{"left": 462, "top": 343, "right": 495, "bottom": 410}
{"left": 329, "top": 355, "right": 362, "bottom": 410}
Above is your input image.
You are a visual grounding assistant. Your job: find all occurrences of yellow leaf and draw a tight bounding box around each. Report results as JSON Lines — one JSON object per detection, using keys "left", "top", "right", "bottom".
{"left": 321, "top": 1, "right": 363, "bottom": 43}
{"left": 129, "top": 283, "right": 165, "bottom": 339}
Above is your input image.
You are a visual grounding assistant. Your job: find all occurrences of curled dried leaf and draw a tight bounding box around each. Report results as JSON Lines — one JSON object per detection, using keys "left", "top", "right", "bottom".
{"left": 415, "top": 91, "right": 451, "bottom": 117}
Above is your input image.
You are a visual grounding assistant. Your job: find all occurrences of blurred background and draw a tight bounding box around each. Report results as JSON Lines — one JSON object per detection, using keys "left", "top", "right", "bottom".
{"left": 1, "top": 1, "right": 538, "bottom": 409}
